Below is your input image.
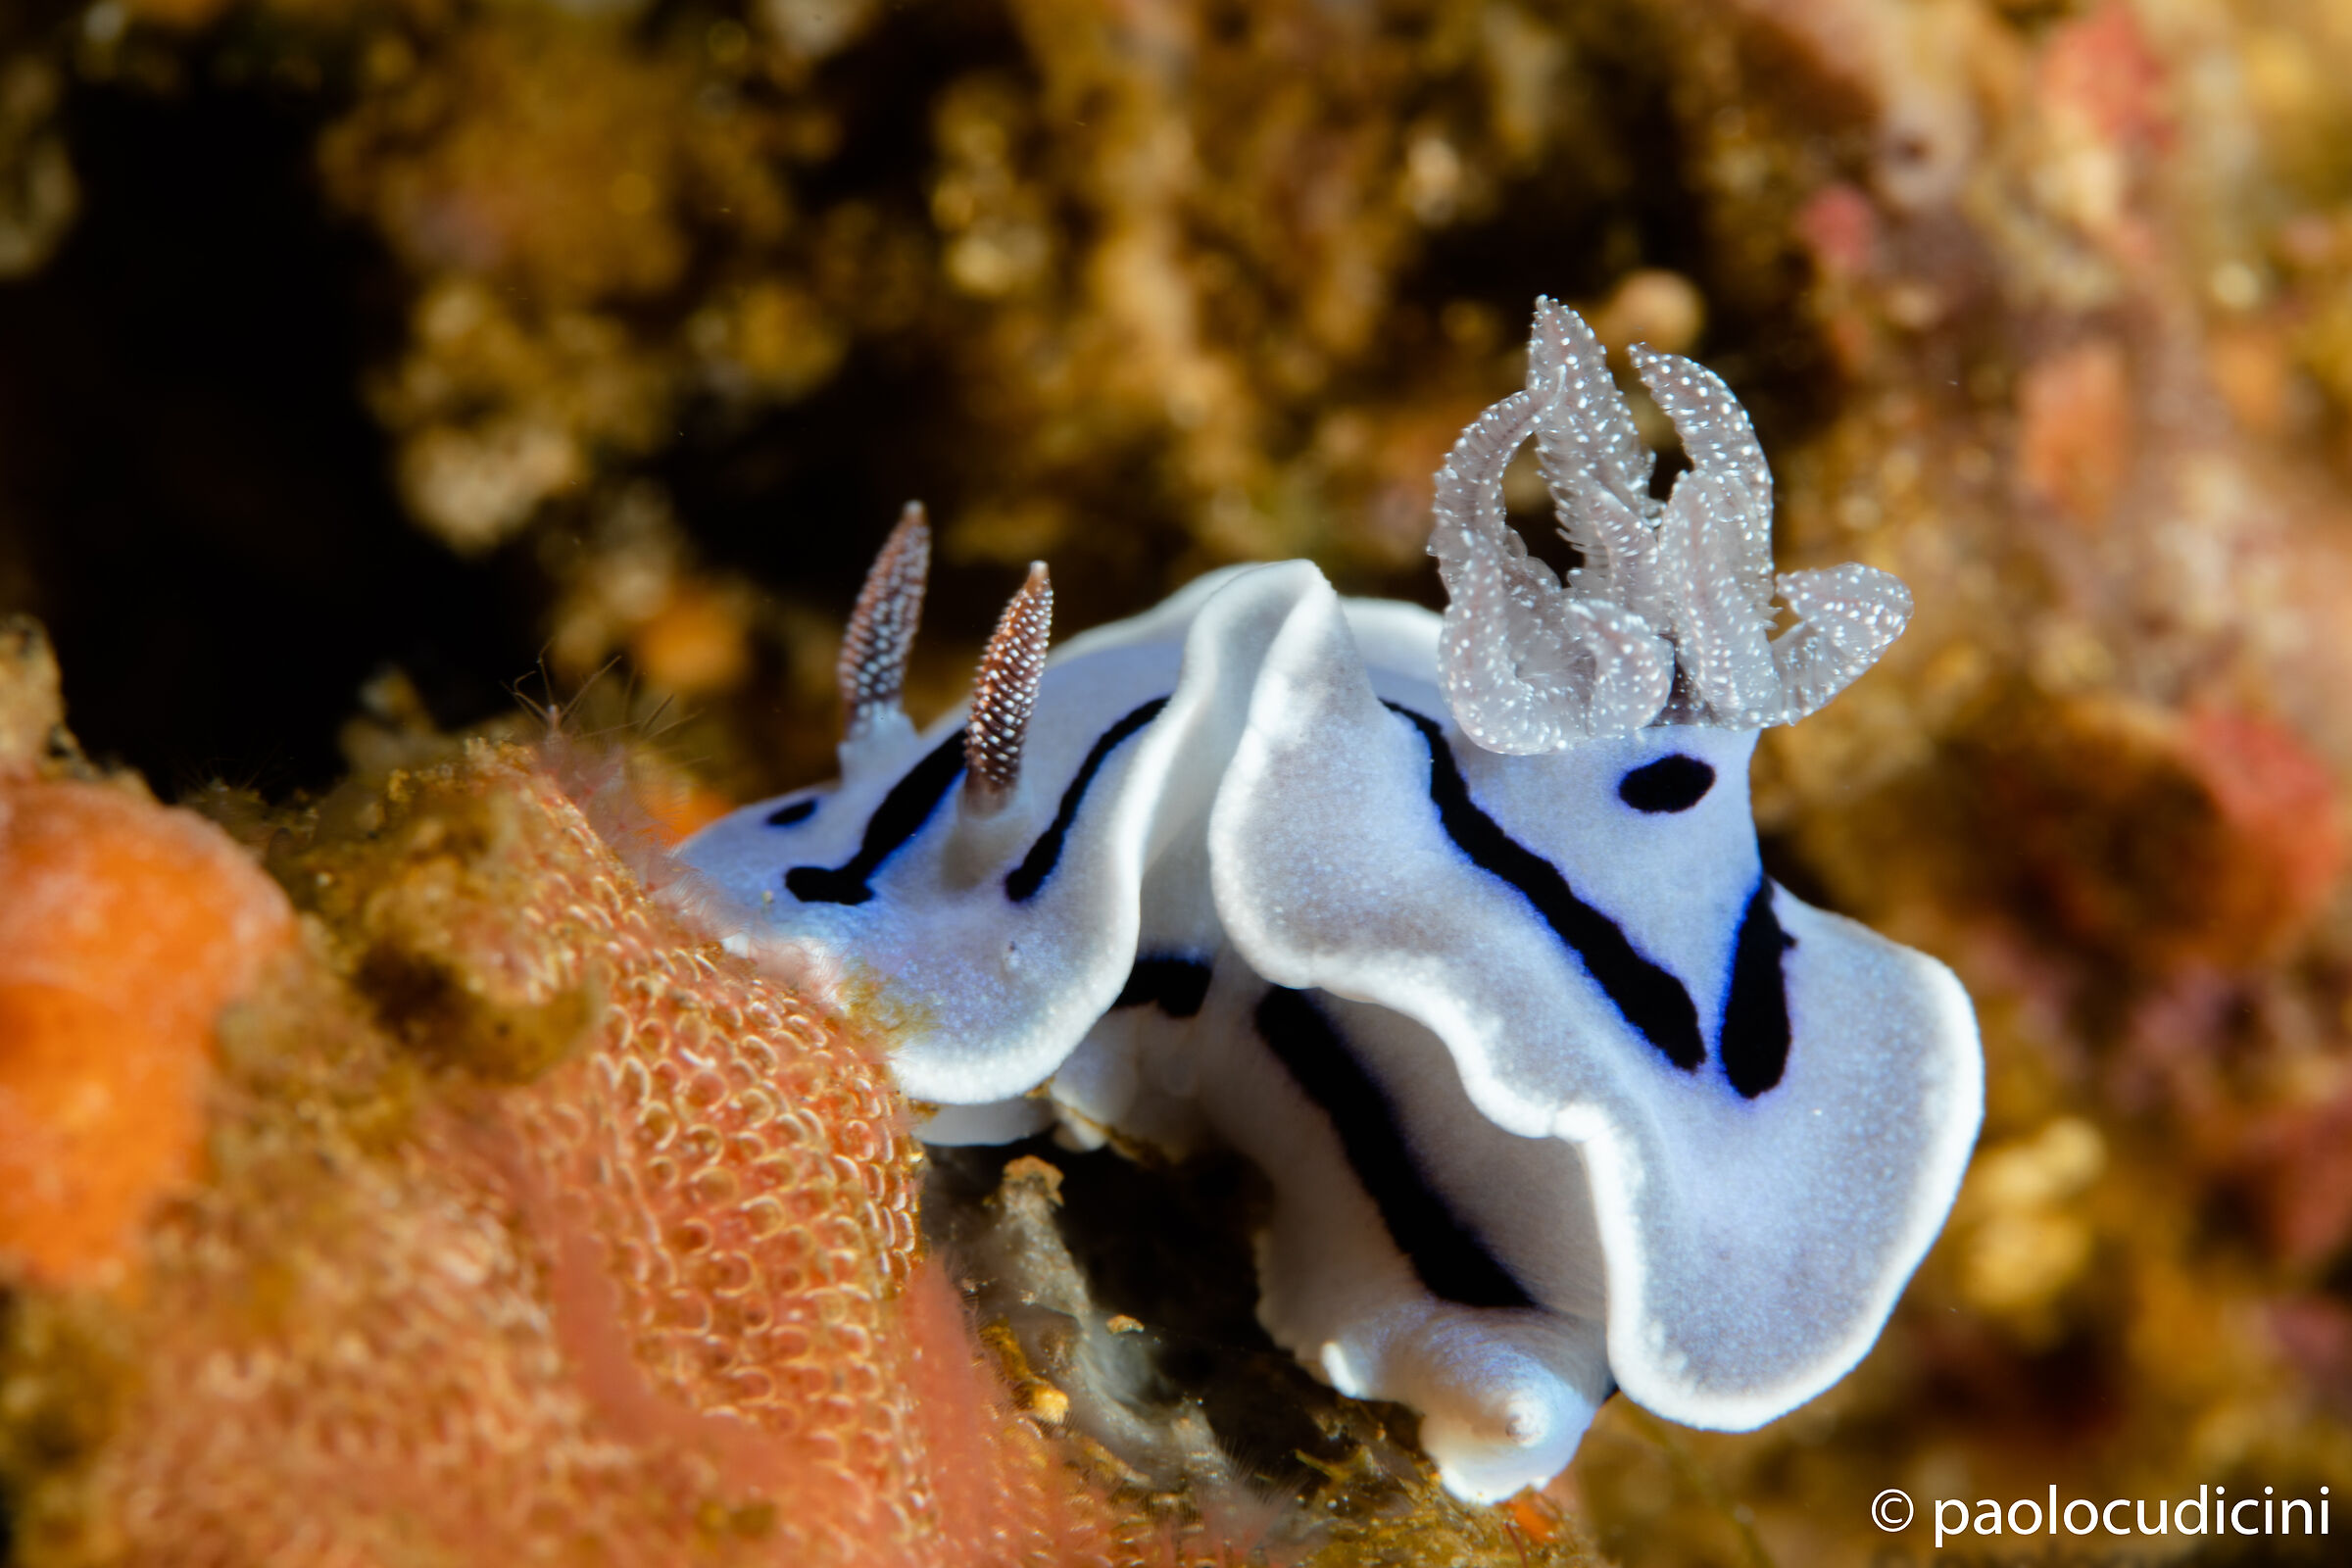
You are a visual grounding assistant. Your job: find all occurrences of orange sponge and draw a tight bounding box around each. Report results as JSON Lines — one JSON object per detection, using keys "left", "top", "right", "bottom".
{"left": 0, "top": 780, "right": 294, "bottom": 1287}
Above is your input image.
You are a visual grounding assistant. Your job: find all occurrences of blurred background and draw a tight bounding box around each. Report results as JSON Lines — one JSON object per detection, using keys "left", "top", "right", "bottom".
{"left": 6, "top": 0, "right": 2352, "bottom": 1561}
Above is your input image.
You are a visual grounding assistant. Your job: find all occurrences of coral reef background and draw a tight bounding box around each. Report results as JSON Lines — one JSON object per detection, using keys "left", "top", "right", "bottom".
{"left": 7, "top": 0, "right": 2352, "bottom": 1562}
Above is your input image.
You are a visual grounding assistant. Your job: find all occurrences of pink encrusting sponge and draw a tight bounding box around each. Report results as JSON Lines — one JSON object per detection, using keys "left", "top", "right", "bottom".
{"left": 10, "top": 741, "right": 1231, "bottom": 1567}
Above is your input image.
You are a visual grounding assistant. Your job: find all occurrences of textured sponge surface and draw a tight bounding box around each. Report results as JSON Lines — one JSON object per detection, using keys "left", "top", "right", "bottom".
{"left": 0, "top": 779, "right": 295, "bottom": 1287}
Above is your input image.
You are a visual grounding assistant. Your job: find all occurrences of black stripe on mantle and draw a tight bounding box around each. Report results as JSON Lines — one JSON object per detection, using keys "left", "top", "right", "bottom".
{"left": 1253, "top": 986, "right": 1535, "bottom": 1309}
{"left": 1385, "top": 703, "right": 1707, "bottom": 1075}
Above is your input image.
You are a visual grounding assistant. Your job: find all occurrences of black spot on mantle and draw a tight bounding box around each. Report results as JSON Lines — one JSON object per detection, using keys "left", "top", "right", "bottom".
{"left": 1619, "top": 754, "right": 1716, "bottom": 813}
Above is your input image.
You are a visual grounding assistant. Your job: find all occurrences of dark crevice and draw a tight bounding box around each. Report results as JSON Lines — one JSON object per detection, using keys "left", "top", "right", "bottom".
{"left": 1111, "top": 956, "right": 1213, "bottom": 1019}
{"left": 0, "top": 68, "right": 538, "bottom": 796}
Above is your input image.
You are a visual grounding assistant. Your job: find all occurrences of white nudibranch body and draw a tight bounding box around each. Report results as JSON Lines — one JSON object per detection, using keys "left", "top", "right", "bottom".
{"left": 681, "top": 301, "right": 1983, "bottom": 1502}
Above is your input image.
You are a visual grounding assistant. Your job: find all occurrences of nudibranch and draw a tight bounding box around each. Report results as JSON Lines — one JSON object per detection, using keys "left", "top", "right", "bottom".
{"left": 682, "top": 301, "right": 1983, "bottom": 1502}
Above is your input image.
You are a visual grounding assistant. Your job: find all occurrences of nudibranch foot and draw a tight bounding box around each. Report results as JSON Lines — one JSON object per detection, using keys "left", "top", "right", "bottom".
{"left": 1165, "top": 960, "right": 1612, "bottom": 1501}
{"left": 681, "top": 297, "right": 1983, "bottom": 1506}
{"left": 1351, "top": 1315, "right": 1608, "bottom": 1506}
